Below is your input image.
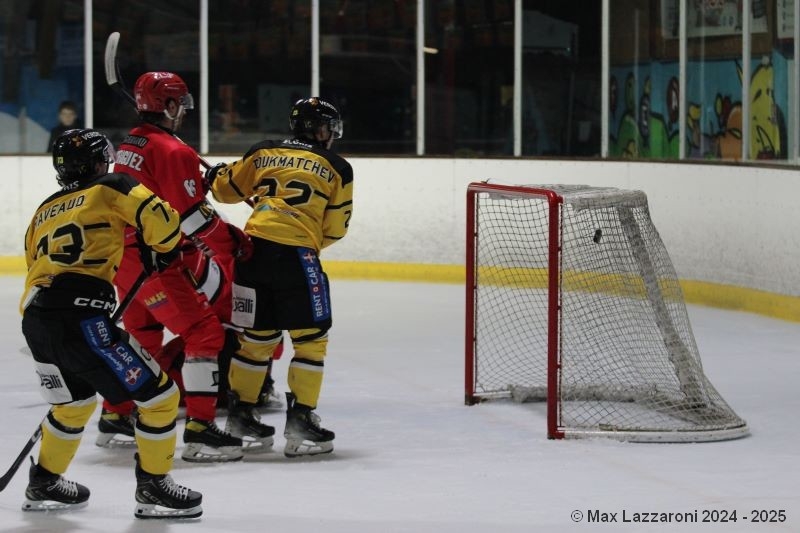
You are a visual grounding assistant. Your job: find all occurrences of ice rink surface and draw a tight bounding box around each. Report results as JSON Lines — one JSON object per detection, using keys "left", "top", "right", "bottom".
{"left": 0, "top": 277, "right": 797, "bottom": 532}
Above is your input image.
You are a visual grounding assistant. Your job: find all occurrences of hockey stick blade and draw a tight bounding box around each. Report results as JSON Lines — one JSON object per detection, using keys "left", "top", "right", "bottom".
{"left": 104, "top": 32, "right": 120, "bottom": 86}
{"left": 104, "top": 32, "right": 136, "bottom": 107}
{"left": 0, "top": 422, "right": 43, "bottom": 492}
{"left": 103, "top": 33, "right": 230, "bottom": 187}
{"left": 104, "top": 31, "right": 212, "bottom": 170}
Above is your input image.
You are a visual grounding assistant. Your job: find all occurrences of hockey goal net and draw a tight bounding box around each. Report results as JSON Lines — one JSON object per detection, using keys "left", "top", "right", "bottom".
{"left": 465, "top": 183, "right": 748, "bottom": 442}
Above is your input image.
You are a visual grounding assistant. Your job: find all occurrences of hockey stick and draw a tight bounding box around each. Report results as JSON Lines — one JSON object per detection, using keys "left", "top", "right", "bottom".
{"left": 104, "top": 32, "right": 211, "bottom": 170}
{"left": 111, "top": 268, "right": 148, "bottom": 324}
{"left": 105, "top": 32, "right": 256, "bottom": 208}
{"left": 103, "top": 32, "right": 136, "bottom": 108}
{"left": 0, "top": 270, "right": 149, "bottom": 492}
{"left": 0, "top": 423, "right": 41, "bottom": 492}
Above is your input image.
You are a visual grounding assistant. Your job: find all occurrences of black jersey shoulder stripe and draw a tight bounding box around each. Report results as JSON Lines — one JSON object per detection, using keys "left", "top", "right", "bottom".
{"left": 34, "top": 172, "right": 138, "bottom": 212}
{"left": 134, "top": 194, "right": 157, "bottom": 232}
{"left": 96, "top": 172, "right": 139, "bottom": 195}
{"left": 328, "top": 154, "right": 353, "bottom": 186}
{"left": 84, "top": 222, "right": 112, "bottom": 230}
{"left": 35, "top": 182, "right": 91, "bottom": 211}
{"left": 294, "top": 141, "right": 353, "bottom": 185}
{"left": 243, "top": 139, "right": 280, "bottom": 160}
{"left": 158, "top": 226, "right": 181, "bottom": 245}
{"left": 325, "top": 200, "right": 352, "bottom": 210}
{"left": 301, "top": 145, "right": 352, "bottom": 186}
{"left": 36, "top": 188, "right": 75, "bottom": 211}
{"left": 323, "top": 235, "right": 343, "bottom": 241}
{"left": 299, "top": 143, "right": 353, "bottom": 186}
{"left": 226, "top": 174, "right": 247, "bottom": 199}
{"left": 313, "top": 190, "right": 330, "bottom": 201}
{"left": 83, "top": 258, "right": 109, "bottom": 266}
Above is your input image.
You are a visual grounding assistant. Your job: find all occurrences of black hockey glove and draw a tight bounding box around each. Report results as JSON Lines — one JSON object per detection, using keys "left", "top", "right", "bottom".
{"left": 138, "top": 236, "right": 181, "bottom": 275}
{"left": 202, "top": 163, "right": 227, "bottom": 193}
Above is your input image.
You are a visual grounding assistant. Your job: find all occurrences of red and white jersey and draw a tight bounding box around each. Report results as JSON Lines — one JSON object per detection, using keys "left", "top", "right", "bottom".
{"left": 114, "top": 123, "right": 238, "bottom": 258}
{"left": 115, "top": 123, "right": 204, "bottom": 222}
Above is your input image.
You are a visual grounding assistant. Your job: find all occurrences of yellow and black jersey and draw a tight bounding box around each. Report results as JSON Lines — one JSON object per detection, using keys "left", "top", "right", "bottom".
{"left": 21, "top": 172, "right": 181, "bottom": 311}
{"left": 211, "top": 138, "right": 353, "bottom": 251}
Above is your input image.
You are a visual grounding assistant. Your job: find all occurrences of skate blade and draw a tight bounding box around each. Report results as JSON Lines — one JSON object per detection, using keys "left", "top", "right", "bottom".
{"left": 181, "top": 443, "right": 243, "bottom": 463}
{"left": 22, "top": 499, "right": 89, "bottom": 512}
{"left": 284, "top": 438, "right": 334, "bottom": 458}
{"left": 135, "top": 503, "right": 202, "bottom": 520}
{"left": 241, "top": 435, "right": 274, "bottom": 454}
{"left": 96, "top": 432, "right": 136, "bottom": 449}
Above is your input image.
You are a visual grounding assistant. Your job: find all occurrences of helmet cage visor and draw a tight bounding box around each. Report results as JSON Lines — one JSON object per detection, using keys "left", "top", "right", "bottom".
{"left": 101, "top": 138, "right": 116, "bottom": 166}
{"left": 177, "top": 92, "right": 195, "bottom": 110}
{"left": 328, "top": 118, "right": 343, "bottom": 139}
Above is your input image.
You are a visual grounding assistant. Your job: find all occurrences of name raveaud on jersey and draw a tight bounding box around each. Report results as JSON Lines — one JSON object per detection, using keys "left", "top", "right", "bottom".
{"left": 34, "top": 195, "right": 85, "bottom": 228}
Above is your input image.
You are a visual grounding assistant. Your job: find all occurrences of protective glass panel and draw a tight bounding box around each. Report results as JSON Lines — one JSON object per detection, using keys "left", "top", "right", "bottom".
{"left": 0, "top": 1, "right": 85, "bottom": 153}
{"left": 608, "top": 0, "right": 679, "bottom": 159}
{"left": 319, "top": 0, "right": 415, "bottom": 154}
{"left": 93, "top": 0, "right": 200, "bottom": 148}
{"left": 208, "top": 0, "right": 311, "bottom": 153}
{"left": 424, "top": 0, "right": 513, "bottom": 155}
{"left": 521, "top": 1, "right": 601, "bottom": 157}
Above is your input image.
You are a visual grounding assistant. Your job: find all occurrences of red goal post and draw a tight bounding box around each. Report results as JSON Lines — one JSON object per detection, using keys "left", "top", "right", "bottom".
{"left": 465, "top": 183, "right": 564, "bottom": 438}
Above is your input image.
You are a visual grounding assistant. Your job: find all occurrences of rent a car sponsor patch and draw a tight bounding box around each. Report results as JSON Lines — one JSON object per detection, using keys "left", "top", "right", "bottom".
{"left": 80, "top": 316, "right": 154, "bottom": 392}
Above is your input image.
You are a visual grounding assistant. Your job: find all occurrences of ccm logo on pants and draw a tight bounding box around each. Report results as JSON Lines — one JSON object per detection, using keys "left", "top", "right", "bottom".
{"left": 73, "top": 297, "right": 115, "bottom": 311}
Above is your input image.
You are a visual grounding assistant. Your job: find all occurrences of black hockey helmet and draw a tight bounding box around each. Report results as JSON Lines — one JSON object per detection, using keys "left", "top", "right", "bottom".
{"left": 52, "top": 128, "right": 114, "bottom": 187}
{"left": 289, "top": 97, "right": 343, "bottom": 140}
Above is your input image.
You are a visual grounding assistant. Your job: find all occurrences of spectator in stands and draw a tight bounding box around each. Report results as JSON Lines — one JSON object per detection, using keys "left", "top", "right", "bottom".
{"left": 46, "top": 101, "right": 80, "bottom": 152}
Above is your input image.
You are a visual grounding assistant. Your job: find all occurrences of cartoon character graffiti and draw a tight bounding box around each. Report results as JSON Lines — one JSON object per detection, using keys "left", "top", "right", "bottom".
{"left": 713, "top": 93, "right": 742, "bottom": 160}
{"left": 612, "top": 55, "right": 786, "bottom": 160}
{"left": 611, "top": 73, "right": 640, "bottom": 157}
{"left": 688, "top": 58, "right": 784, "bottom": 160}
{"left": 610, "top": 73, "right": 678, "bottom": 158}
{"left": 749, "top": 57, "right": 784, "bottom": 159}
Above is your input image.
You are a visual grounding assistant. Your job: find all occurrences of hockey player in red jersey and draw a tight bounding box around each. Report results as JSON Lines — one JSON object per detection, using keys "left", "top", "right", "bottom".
{"left": 99, "top": 71, "right": 253, "bottom": 462}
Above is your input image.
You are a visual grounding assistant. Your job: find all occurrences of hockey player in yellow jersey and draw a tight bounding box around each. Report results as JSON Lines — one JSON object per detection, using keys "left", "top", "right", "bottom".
{"left": 20, "top": 129, "right": 202, "bottom": 518}
{"left": 207, "top": 97, "right": 352, "bottom": 456}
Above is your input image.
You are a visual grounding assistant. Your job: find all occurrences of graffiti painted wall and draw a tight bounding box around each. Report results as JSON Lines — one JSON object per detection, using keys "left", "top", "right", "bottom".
{"left": 609, "top": 62, "right": 681, "bottom": 158}
{"left": 610, "top": 50, "right": 789, "bottom": 160}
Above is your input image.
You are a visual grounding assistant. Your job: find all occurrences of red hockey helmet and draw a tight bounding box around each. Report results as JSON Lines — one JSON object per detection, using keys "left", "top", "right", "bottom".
{"left": 133, "top": 72, "right": 194, "bottom": 113}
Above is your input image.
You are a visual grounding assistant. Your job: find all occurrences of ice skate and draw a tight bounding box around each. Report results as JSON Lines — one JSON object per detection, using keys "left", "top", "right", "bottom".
{"left": 225, "top": 392, "right": 275, "bottom": 453}
{"left": 181, "top": 417, "right": 243, "bottom": 463}
{"left": 95, "top": 408, "right": 136, "bottom": 448}
{"left": 134, "top": 454, "right": 202, "bottom": 519}
{"left": 22, "top": 458, "right": 89, "bottom": 512}
{"left": 283, "top": 392, "right": 334, "bottom": 458}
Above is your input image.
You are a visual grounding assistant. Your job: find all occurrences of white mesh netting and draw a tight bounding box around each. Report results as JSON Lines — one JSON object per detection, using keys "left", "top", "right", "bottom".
{"left": 470, "top": 184, "right": 748, "bottom": 442}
